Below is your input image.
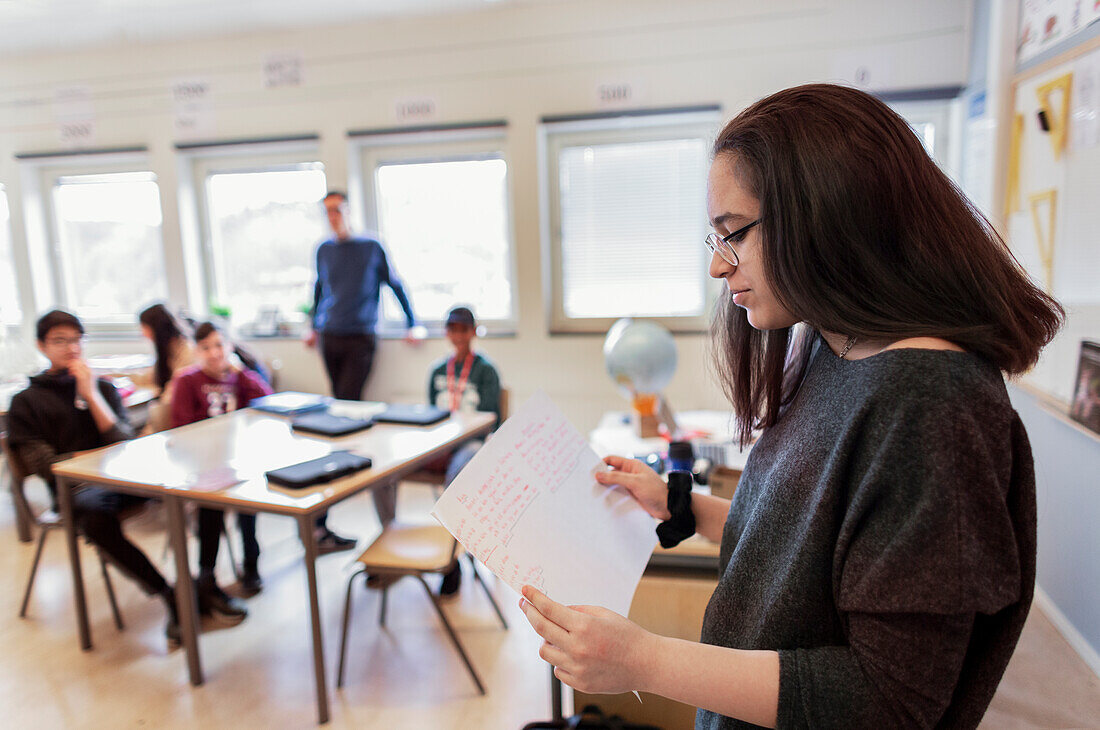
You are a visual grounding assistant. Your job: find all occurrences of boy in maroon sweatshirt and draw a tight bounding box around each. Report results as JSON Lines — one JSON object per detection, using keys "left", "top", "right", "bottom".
{"left": 171, "top": 321, "right": 271, "bottom": 621}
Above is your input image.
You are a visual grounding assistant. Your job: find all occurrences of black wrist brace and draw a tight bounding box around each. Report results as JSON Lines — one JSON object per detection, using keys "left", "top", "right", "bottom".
{"left": 656, "top": 470, "right": 696, "bottom": 548}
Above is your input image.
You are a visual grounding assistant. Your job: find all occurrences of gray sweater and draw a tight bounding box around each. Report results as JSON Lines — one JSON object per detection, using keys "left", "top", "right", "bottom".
{"left": 697, "top": 341, "right": 1035, "bottom": 729}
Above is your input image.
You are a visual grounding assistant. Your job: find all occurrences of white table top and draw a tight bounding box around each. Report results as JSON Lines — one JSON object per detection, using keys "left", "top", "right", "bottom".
{"left": 52, "top": 406, "right": 495, "bottom": 515}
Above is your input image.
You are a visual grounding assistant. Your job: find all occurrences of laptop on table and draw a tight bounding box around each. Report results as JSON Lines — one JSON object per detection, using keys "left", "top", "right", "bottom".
{"left": 373, "top": 404, "right": 450, "bottom": 426}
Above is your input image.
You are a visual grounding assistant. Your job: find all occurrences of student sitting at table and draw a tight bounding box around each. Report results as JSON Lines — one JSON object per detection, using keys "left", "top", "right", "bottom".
{"left": 7, "top": 310, "right": 180, "bottom": 645}
{"left": 426, "top": 305, "right": 503, "bottom": 596}
{"left": 170, "top": 321, "right": 272, "bottom": 620}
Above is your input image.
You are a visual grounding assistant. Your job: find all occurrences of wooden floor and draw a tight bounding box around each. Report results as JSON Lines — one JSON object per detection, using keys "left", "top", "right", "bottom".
{"left": 2, "top": 479, "right": 1099, "bottom": 729}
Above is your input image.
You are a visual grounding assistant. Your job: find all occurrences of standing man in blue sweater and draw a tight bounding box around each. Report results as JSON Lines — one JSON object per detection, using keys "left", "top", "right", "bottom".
{"left": 304, "top": 189, "right": 421, "bottom": 552}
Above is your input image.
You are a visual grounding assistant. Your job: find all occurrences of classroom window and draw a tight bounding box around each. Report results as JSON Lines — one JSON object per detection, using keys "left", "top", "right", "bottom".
{"left": 198, "top": 161, "right": 327, "bottom": 329}
{"left": 888, "top": 99, "right": 953, "bottom": 169}
{"left": 355, "top": 127, "right": 516, "bottom": 331}
{"left": 542, "top": 111, "right": 719, "bottom": 333}
{"left": 0, "top": 186, "right": 20, "bottom": 325}
{"left": 50, "top": 171, "right": 168, "bottom": 323}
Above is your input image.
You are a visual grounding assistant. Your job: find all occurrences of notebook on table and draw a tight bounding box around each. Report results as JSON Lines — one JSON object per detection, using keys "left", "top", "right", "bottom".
{"left": 373, "top": 403, "right": 450, "bottom": 426}
{"left": 251, "top": 391, "right": 329, "bottom": 416}
{"left": 264, "top": 451, "right": 372, "bottom": 489}
{"left": 291, "top": 412, "right": 374, "bottom": 437}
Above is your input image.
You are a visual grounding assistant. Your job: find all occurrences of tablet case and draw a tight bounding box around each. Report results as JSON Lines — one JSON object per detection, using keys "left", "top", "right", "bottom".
{"left": 264, "top": 451, "right": 372, "bottom": 489}
{"left": 292, "top": 412, "right": 374, "bottom": 437}
{"left": 251, "top": 391, "right": 329, "bottom": 416}
{"left": 373, "top": 403, "right": 450, "bottom": 426}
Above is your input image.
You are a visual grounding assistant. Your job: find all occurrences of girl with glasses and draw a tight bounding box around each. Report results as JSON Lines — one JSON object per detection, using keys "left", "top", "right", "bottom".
{"left": 520, "top": 84, "right": 1062, "bottom": 729}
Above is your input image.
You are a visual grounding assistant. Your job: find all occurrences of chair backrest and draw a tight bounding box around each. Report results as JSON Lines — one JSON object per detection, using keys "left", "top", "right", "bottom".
{"left": 0, "top": 430, "right": 28, "bottom": 484}
{"left": 499, "top": 387, "right": 510, "bottom": 423}
{"left": 0, "top": 430, "right": 36, "bottom": 528}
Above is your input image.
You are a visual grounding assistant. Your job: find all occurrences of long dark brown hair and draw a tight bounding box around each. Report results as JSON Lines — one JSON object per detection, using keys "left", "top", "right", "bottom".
{"left": 710, "top": 84, "right": 1064, "bottom": 446}
{"left": 138, "top": 303, "right": 189, "bottom": 391}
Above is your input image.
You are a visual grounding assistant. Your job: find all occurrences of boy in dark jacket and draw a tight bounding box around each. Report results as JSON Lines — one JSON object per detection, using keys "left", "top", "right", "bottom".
{"left": 7, "top": 310, "right": 179, "bottom": 644}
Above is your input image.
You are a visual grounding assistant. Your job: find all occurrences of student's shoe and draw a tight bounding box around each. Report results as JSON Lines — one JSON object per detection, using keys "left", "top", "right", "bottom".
{"left": 438, "top": 564, "right": 462, "bottom": 599}
{"left": 165, "top": 615, "right": 181, "bottom": 647}
{"left": 315, "top": 527, "right": 357, "bottom": 555}
{"left": 239, "top": 562, "right": 263, "bottom": 596}
{"left": 197, "top": 575, "right": 248, "bottom": 625}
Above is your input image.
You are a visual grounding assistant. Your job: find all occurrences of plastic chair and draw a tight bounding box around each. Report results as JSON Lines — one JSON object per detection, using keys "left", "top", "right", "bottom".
{"left": 1, "top": 431, "right": 127, "bottom": 628}
{"left": 336, "top": 522, "right": 508, "bottom": 694}
{"left": 402, "top": 387, "right": 510, "bottom": 494}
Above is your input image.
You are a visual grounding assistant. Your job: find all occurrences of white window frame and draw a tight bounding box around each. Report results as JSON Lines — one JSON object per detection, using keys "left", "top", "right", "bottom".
{"left": 350, "top": 125, "right": 518, "bottom": 337}
{"left": 888, "top": 99, "right": 956, "bottom": 172}
{"left": 0, "top": 183, "right": 22, "bottom": 328}
{"left": 539, "top": 110, "right": 723, "bottom": 334}
{"left": 183, "top": 140, "right": 325, "bottom": 331}
{"left": 23, "top": 151, "right": 168, "bottom": 334}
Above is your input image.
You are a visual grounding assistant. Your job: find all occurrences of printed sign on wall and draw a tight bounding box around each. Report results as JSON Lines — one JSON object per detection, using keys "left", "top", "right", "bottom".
{"left": 172, "top": 78, "right": 215, "bottom": 140}
{"left": 262, "top": 51, "right": 305, "bottom": 89}
{"left": 54, "top": 86, "right": 96, "bottom": 148}
{"left": 593, "top": 79, "right": 646, "bottom": 108}
{"left": 393, "top": 96, "right": 438, "bottom": 123}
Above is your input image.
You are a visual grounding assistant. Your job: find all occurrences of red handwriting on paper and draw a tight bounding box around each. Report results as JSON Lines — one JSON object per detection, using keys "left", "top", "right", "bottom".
{"left": 511, "top": 413, "right": 588, "bottom": 494}
{"left": 458, "top": 410, "right": 592, "bottom": 548}
{"left": 490, "top": 550, "right": 547, "bottom": 594}
{"left": 457, "top": 449, "right": 536, "bottom": 548}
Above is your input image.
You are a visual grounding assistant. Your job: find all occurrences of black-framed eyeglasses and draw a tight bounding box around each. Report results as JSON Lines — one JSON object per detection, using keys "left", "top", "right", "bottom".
{"left": 44, "top": 335, "right": 85, "bottom": 348}
{"left": 704, "top": 219, "right": 760, "bottom": 267}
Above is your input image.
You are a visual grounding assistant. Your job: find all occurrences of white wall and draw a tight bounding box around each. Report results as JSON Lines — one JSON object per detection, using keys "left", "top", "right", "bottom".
{"left": 0, "top": 0, "right": 971, "bottom": 430}
{"left": 992, "top": 1, "right": 1100, "bottom": 676}
{"left": 1010, "top": 385, "right": 1100, "bottom": 675}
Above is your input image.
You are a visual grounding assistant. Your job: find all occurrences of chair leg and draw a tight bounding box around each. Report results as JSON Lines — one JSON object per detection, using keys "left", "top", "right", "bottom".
{"left": 467, "top": 554, "right": 508, "bottom": 629}
{"left": 19, "top": 526, "right": 50, "bottom": 618}
{"left": 379, "top": 585, "right": 389, "bottom": 628}
{"left": 337, "top": 569, "right": 366, "bottom": 689}
{"left": 8, "top": 468, "right": 35, "bottom": 544}
{"left": 222, "top": 515, "right": 242, "bottom": 581}
{"left": 416, "top": 574, "right": 485, "bottom": 695}
{"left": 98, "top": 551, "right": 125, "bottom": 631}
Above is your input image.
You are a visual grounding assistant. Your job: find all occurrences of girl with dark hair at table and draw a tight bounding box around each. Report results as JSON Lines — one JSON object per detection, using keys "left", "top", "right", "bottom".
{"left": 519, "top": 84, "right": 1063, "bottom": 729}
{"left": 138, "top": 302, "right": 194, "bottom": 432}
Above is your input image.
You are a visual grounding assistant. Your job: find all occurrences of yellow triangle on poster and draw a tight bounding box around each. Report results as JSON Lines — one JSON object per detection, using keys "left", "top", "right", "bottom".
{"left": 1036, "top": 72, "right": 1073, "bottom": 159}
{"left": 1028, "top": 189, "right": 1057, "bottom": 292}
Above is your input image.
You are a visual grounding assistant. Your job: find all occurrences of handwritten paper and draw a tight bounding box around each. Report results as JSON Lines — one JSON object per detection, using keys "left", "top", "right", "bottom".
{"left": 432, "top": 391, "right": 657, "bottom": 616}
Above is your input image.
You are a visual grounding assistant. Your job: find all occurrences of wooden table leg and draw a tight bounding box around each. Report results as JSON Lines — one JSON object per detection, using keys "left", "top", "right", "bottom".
{"left": 58, "top": 476, "right": 91, "bottom": 650}
{"left": 166, "top": 496, "right": 204, "bottom": 686}
{"left": 298, "top": 513, "right": 330, "bottom": 724}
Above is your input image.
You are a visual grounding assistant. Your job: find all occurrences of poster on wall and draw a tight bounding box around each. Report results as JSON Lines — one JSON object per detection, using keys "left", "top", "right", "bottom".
{"left": 1069, "top": 341, "right": 1100, "bottom": 435}
{"left": 1019, "top": 0, "right": 1100, "bottom": 64}
{"left": 1071, "top": 45, "right": 1100, "bottom": 151}
{"left": 962, "top": 91, "right": 996, "bottom": 216}
{"left": 1072, "top": 0, "right": 1100, "bottom": 31}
